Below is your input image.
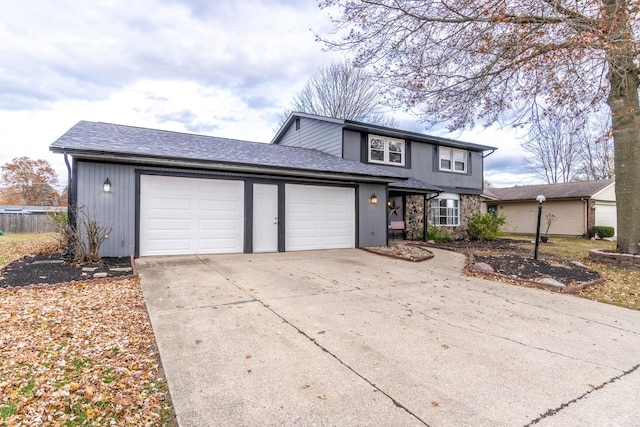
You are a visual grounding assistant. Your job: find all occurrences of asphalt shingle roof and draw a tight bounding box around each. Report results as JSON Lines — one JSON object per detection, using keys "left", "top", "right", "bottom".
{"left": 389, "top": 177, "right": 443, "bottom": 193}
{"left": 50, "top": 121, "right": 407, "bottom": 180}
{"left": 486, "top": 179, "right": 615, "bottom": 201}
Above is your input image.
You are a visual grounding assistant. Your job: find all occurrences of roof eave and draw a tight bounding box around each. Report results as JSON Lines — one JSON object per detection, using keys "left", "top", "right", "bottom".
{"left": 343, "top": 121, "right": 497, "bottom": 152}
{"left": 53, "top": 149, "right": 405, "bottom": 184}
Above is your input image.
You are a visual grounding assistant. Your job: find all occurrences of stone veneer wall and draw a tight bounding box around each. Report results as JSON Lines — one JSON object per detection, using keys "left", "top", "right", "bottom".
{"left": 404, "top": 195, "right": 425, "bottom": 240}
{"left": 409, "top": 193, "right": 482, "bottom": 241}
{"left": 459, "top": 194, "right": 481, "bottom": 236}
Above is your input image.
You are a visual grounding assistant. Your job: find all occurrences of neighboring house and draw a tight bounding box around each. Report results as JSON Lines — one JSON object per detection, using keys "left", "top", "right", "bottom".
{"left": 272, "top": 113, "right": 496, "bottom": 240}
{"left": 49, "top": 114, "right": 496, "bottom": 257}
{"left": 482, "top": 179, "right": 616, "bottom": 236}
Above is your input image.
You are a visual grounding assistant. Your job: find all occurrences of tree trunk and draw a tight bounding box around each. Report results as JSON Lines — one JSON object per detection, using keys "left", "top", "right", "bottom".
{"left": 606, "top": 2, "right": 640, "bottom": 254}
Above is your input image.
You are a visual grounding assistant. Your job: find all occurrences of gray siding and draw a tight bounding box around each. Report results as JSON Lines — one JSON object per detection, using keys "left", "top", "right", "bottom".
{"left": 76, "top": 162, "right": 249, "bottom": 257}
{"left": 343, "top": 130, "right": 361, "bottom": 161}
{"left": 76, "top": 160, "right": 391, "bottom": 256}
{"left": 358, "top": 183, "right": 388, "bottom": 247}
{"left": 350, "top": 133, "right": 485, "bottom": 193}
{"left": 76, "top": 162, "right": 136, "bottom": 257}
{"left": 277, "top": 117, "right": 343, "bottom": 157}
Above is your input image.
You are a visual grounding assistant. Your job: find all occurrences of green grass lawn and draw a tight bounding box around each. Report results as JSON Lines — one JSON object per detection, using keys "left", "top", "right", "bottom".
{"left": 0, "top": 233, "right": 61, "bottom": 266}
{"left": 503, "top": 234, "right": 640, "bottom": 310}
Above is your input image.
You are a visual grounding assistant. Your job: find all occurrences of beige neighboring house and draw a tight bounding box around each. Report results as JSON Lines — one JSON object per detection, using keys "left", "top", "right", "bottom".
{"left": 482, "top": 179, "right": 616, "bottom": 237}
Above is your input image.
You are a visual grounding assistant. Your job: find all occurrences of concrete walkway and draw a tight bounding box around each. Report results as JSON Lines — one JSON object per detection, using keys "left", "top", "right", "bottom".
{"left": 137, "top": 248, "right": 640, "bottom": 426}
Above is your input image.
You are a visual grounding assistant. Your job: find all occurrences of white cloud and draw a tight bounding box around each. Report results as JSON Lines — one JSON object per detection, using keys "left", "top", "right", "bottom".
{"left": 0, "top": 0, "right": 531, "bottom": 191}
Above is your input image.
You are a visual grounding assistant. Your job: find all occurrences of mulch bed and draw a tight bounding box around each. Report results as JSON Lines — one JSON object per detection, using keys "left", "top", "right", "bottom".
{"left": 472, "top": 254, "right": 601, "bottom": 286}
{"left": 0, "top": 253, "right": 134, "bottom": 288}
{"left": 363, "top": 238, "right": 602, "bottom": 291}
{"left": 362, "top": 243, "right": 434, "bottom": 262}
{"left": 431, "top": 238, "right": 603, "bottom": 290}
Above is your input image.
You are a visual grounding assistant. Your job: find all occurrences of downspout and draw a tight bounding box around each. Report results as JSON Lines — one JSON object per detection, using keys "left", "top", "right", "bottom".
{"left": 63, "top": 153, "right": 76, "bottom": 257}
{"left": 482, "top": 149, "right": 496, "bottom": 158}
{"left": 423, "top": 191, "right": 443, "bottom": 242}
{"left": 581, "top": 198, "right": 588, "bottom": 237}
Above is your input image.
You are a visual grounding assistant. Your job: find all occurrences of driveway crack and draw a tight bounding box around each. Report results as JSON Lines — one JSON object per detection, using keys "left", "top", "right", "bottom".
{"left": 197, "top": 256, "right": 431, "bottom": 426}
{"left": 525, "top": 363, "right": 640, "bottom": 425}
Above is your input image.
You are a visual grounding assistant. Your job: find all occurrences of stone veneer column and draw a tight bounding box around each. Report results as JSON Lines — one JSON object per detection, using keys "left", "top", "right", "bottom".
{"left": 404, "top": 195, "right": 425, "bottom": 240}
{"left": 458, "top": 194, "right": 481, "bottom": 234}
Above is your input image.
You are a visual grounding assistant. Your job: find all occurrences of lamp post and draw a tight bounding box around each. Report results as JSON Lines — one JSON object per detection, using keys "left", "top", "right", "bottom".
{"left": 534, "top": 195, "right": 546, "bottom": 260}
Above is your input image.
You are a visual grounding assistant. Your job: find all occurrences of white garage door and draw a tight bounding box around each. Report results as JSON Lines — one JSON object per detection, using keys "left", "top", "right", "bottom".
{"left": 285, "top": 184, "right": 355, "bottom": 251}
{"left": 140, "top": 175, "right": 244, "bottom": 256}
{"left": 595, "top": 203, "right": 617, "bottom": 235}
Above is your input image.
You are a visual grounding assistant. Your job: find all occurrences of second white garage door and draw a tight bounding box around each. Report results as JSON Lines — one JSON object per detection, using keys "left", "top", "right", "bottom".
{"left": 140, "top": 175, "right": 244, "bottom": 256}
{"left": 285, "top": 184, "right": 355, "bottom": 251}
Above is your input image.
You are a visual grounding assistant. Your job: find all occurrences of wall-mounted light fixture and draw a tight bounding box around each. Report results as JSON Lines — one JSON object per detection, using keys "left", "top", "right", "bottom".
{"left": 387, "top": 200, "right": 393, "bottom": 208}
{"left": 370, "top": 194, "right": 378, "bottom": 205}
{"left": 103, "top": 178, "right": 112, "bottom": 193}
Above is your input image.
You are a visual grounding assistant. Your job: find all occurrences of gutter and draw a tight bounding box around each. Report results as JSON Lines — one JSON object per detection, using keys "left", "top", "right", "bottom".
{"left": 581, "top": 198, "right": 589, "bottom": 237}
{"left": 52, "top": 150, "right": 407, "bottom": 185}
{"left": 482, "top": 149, "right": 496, "bottom": 158}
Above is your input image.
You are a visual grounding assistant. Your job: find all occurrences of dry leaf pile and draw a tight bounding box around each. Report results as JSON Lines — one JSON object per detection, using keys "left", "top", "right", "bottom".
{"left": 0, "top": 233, "right": 62, "bottom": 267}
{"left": 0, "top": 278, "right": 172, "bottom": 426}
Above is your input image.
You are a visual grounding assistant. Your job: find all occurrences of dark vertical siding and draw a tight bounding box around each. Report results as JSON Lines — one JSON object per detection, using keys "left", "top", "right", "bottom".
{"left": 358, "top": 183, "right": 388, "bottom": 247}
{"left": 76, "top": 162, "right": 136, "bottom": 257}
{"left": 276, "top": 117, "right": 343, "bottom": 157}
{"left": 343, "top": 130, "right": 361, "bottom": 161}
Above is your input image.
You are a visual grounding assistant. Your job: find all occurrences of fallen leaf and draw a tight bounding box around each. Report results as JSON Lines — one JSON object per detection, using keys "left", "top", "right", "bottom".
{"left": 442, "top": 344, "right": 450, "bottom": 350}
{"left": 317, "top": 330, "right": 326, "bottom": 335}
{"left": 246, "top": 354, "right": 252, "bottom": 359}
{"left": 195, "top": 339, "right": 202, "bottom": 344}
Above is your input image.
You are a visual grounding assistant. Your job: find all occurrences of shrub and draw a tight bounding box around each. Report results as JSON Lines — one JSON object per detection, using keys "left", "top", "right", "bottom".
{"left": 467, "top": 211, "right": 506, "bottom": 241}
{"left": 591, "top": 226, "right": 615, "bottom": 239}
{"left": 427, "top": 225, "right": 453, "bottom": 243}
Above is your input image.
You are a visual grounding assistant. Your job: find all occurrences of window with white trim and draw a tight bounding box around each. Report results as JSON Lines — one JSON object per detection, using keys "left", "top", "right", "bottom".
{"left": 439, "top": 147, "right": 467, "bottom": 173}
{"left": 431, "top": 194, "right": 460, "bottom": 226}
{"left": 368, "top": 135, "right": 405, "bottom": 166}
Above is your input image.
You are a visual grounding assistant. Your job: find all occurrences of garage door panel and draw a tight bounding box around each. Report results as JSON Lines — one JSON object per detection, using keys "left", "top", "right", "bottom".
{"left": 285, "top": 184, "right": 354, "bottom": 251}
{"left": 146, "top": 239, "right": 192, "bottom": 251}
{"left": 140, "top": 175, "right": 244, "bottom": 256}
{"left": 148, "top": 218, "right": 192, "bottom": 231}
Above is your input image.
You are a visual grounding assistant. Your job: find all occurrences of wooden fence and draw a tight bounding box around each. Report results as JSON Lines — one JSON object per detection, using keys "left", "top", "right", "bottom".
{"left": 0, "top": 214, "right": 57, "bottom": 233}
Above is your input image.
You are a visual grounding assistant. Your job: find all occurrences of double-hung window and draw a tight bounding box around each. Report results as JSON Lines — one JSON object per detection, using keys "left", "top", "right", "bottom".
{"left": 431, "top": 194, "right": 460, "bottom": 226}
{"left": 439, "top": 147, "right": 467, "bottom": 173}
{"left": 368, "top": 135, "right": 405, "bottom": 166}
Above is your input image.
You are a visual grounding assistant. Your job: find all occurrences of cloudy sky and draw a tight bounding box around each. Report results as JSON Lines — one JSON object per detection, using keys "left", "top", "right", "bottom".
{"left": 0, "top": 0, "right": 536, "bottom": 190}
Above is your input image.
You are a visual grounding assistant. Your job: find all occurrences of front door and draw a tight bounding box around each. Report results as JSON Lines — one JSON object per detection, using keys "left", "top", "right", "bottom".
{"left": 253, "top": 184, "right": 279, "bottom": 252}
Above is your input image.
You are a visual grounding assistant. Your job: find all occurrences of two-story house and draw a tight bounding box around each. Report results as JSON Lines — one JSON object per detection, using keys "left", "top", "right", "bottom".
{"left": 272, "top": 113, "right": 496, "bottom": 240}
{"left": 50, "top": 113, "right": 495, "bottom": 257}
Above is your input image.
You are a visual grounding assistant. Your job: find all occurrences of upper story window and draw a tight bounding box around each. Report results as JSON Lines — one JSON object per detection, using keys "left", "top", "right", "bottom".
{"left": 439, "top": 147, "right": 467, "bottom": 173}
{"left": 368, "top": 135, "right": 405, "bottom": 166}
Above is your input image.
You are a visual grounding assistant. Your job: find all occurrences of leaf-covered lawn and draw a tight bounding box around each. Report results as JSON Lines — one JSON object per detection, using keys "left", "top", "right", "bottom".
{"left": 0, "top": 233, "right": 174, "bottom": 425}
{"left": 0, "top": 233, "right": 61, "bottom": 267}
{"left": 0, "top": 279, "right": 173, "bottom": 426}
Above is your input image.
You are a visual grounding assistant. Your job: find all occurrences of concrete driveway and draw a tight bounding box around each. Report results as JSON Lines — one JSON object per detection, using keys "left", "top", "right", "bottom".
{"left": 137, "top": 248, "right": 640, "bottom": 426}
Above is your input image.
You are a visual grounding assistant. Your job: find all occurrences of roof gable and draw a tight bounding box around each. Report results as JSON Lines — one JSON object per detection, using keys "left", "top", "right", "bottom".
{"left": 272, "top": 112, "right": 497, "bottom": 152}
